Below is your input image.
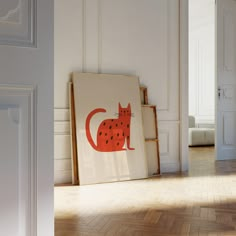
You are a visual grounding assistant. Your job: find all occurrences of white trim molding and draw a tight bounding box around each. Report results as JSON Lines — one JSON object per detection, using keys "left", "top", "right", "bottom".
{"left": 180, "top": 0, "right": 189, "bottom": 172}
{"left": 0, "top": 84, "right": 37, "bottom": 236}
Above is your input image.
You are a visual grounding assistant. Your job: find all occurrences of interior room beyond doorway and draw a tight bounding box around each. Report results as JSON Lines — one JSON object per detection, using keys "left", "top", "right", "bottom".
{"left": 188, "top": 0, "right": 216, "bottom": 171}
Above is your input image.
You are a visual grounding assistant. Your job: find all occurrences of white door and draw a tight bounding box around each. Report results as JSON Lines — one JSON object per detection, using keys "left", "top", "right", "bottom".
{"left": 0, "top": 1, "right": 54, "bottom": 236}
{"left": 216, "top": 0, "right": 236, "bottom": 160}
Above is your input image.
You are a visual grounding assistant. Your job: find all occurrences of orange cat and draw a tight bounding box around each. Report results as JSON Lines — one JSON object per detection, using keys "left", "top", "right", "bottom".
{"left": 85, "top": 103, "right": 135, "bottom": 152}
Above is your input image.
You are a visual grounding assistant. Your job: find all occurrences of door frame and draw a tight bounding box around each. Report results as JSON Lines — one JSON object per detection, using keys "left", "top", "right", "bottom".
{"left": 180, "top": 0, "right": 189, "bottom": 172}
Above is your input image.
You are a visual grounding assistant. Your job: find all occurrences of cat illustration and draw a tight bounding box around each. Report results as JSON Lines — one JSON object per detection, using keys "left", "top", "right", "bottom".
{"left": 85, "top": 103, "right": 135, "bottom": 152}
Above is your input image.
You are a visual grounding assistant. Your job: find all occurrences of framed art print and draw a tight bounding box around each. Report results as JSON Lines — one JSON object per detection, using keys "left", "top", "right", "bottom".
{"left": 72, "top": 73, "right": 148, "bottom": 185}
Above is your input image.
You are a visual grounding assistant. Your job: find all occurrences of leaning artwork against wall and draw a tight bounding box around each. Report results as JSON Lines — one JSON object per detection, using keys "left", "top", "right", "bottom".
{"left": 72, "top": 73, "right": 148, "bottom": 185}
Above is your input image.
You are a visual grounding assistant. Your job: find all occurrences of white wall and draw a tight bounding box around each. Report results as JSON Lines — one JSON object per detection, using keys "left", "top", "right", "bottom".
{"left": 54, "top": 0, "right": 180, "bottom": 183}
{"left": 189, "top": 0, "right": 215, "bottom": 125}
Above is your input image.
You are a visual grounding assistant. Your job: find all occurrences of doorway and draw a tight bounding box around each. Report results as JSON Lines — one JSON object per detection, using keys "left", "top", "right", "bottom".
{"left": 188, "top": 0, "right": 216, "bottom": 175}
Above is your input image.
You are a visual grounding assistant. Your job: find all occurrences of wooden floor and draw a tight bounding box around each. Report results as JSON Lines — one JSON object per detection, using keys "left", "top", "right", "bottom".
{"left": 55, "top": 147, "right": 236, "bottom": 235}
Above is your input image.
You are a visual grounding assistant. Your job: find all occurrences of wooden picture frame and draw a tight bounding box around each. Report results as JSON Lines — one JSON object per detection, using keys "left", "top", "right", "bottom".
{"left": 69, "top": 82, "right": 79, "bottom": 185}
{"left": 142, "top": 105, "right": 160, "bottom": 175}
{"left": 140, "top": 86, "right": 148, "bottom": 104}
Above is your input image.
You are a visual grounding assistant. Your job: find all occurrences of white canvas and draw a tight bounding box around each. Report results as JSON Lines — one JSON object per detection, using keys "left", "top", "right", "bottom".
{"left": 73, "top": 73, "right": 148, "bottom": 185}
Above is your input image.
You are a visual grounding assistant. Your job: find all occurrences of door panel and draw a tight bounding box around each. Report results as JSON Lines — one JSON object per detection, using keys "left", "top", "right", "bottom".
{"left": 0, "top": 108, "right": 19, "bottom": 236}
{"left": 0, "top": 0, "right": 36, "bottom": 46}
{"left": 216, "top": 0, "right": 236, "bottom": 160}
{"left": 0, "top": 0, "right": 54, "bottom": 235}
{"left": 0, "top": 87, "right": 36, "bottom": 236}
{"left": 223, "top": 112, "right": 236, "bottom": 145}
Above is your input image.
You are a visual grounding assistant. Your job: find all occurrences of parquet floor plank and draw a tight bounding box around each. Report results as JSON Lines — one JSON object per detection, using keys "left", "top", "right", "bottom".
{"left": 55, "top": 147, "right": 236, "bottom": 235}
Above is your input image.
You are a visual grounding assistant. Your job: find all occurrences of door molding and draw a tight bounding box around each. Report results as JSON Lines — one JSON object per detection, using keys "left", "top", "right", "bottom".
{"left": 0, "top": 84, "right": 37, "bottom": 236}
{"left": 179, "top": 0, "right": 189, "bottom": 172}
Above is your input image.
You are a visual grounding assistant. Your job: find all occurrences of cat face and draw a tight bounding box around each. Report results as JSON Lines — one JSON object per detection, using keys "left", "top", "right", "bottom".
{"left": 118, "top": 103, "right": 131, "bottom": 117}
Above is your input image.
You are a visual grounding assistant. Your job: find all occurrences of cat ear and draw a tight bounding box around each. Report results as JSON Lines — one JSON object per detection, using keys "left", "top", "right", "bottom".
{"left": 127, "top": 103, "right": 131, "bottom": 109}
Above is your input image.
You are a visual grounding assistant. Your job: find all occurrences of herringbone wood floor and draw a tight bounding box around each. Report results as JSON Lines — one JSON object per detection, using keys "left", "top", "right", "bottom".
{"left": 55, "top": 147, "right": 236, "bottom": 235}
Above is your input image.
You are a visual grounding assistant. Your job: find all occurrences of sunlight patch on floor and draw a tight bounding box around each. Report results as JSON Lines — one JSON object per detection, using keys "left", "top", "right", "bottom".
{"left": 55, "top": 175, "right": 236, "bottom": 218}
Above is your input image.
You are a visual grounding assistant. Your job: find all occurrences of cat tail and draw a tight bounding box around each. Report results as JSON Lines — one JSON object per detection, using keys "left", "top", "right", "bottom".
{"left": 85, "top": 108, "right": 106, "bottom": 151}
